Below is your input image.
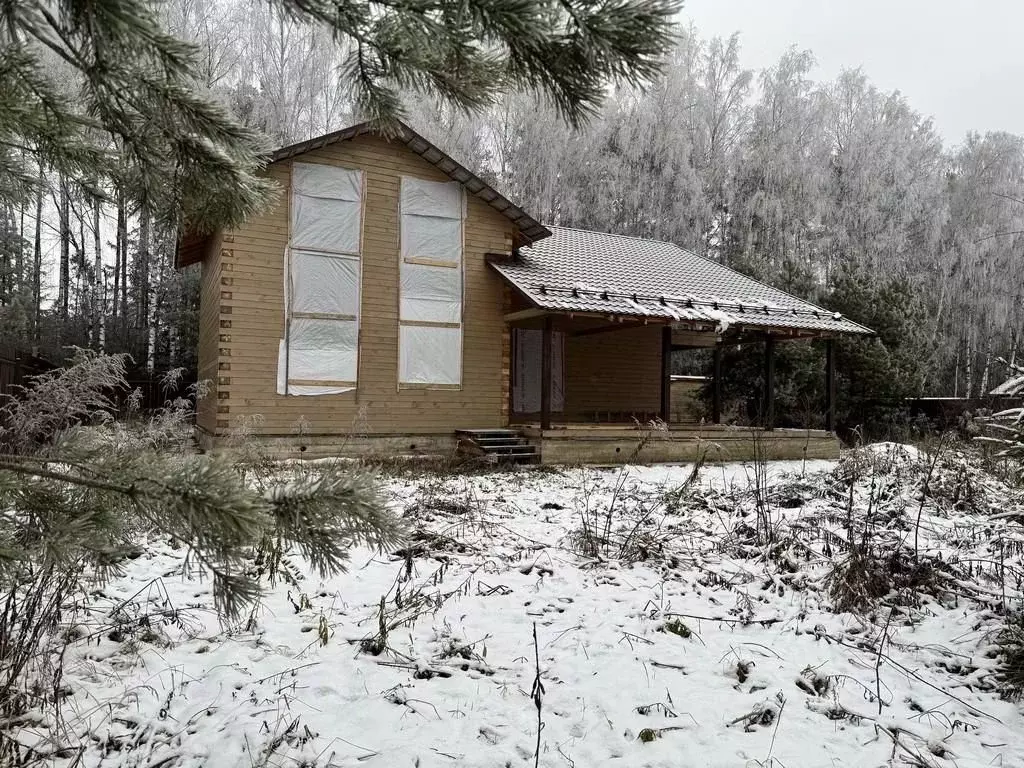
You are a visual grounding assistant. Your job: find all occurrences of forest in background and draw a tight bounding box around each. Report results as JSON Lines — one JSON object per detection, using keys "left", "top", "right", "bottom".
{"left": 2, "top": 1, "right": 1023, "bottom": 429}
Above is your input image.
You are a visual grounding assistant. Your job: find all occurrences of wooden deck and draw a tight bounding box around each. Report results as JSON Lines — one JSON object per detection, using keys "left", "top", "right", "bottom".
{"left": 518, "top": 423, "right": 841, "bottom": 465}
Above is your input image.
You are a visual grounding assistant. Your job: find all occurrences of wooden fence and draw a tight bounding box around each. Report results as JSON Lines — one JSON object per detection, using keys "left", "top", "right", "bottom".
{"left": 0, "top": 347, "right": 54, "bottom": 403}
{"left": 121, "top": 374, "right": 199, "bottom": 413}
{"left": 0, "top": 347, "right": 196, "bottom": 414}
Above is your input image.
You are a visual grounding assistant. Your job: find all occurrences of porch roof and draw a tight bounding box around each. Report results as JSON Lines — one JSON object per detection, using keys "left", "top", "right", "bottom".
{"left": 490, "top": 227, "right": 873, "bottom": 337}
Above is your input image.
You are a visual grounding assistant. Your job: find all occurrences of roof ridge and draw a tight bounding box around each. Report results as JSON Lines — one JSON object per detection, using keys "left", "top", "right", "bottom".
{"left": 547, "top": 224, "right": 680, "bottom": 248}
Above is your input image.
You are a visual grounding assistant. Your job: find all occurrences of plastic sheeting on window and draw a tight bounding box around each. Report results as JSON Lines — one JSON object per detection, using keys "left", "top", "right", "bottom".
{"left": 277, "top": 163, "right": 364, "bottom": 396}
{"left": 399, "top": 325, "right": 462, "bottom": 385}
{"left": 277, "top": 341, "right": 353, "bottom": 396}
{"left": 400, "top": 215, "right": 462, "bottom": 263}
{"left": 288, "top": 318, "right": 358, "bottom": 381}
{"left": 293, "top": 194, "right": 361, "bottom": 254}
{"left": 399, "top": 176, "right": 465, "bottom": 386}
{"left": 400, "top": 262, "right": 461, "bottom": 323}
{"left": 400, "top": 178, "right": 463, "bottom": 218}
{"left": 292, "top": 251, "right": 359, "bottom": 315}
{"left": 400, "top": 178, "right": 463, "bottom": 264}
{"left": 291, "top": 162, "right": 362, "bottom": 254}
{"left": 293, "top": 162, "right": 362, "bottom": 200}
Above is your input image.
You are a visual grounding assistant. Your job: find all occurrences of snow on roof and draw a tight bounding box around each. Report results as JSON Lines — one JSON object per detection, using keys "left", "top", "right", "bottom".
{"left": 990, "top": 373, "right": 1024, "bottom": 396}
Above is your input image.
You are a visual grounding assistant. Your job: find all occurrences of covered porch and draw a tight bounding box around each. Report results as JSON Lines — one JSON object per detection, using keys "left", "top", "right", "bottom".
{"left": 521, "top": 424, "right": 841, "bottom": 464}
{"left": 484, "top": 226, "right": 871, "bottom": 465}
{"left": 504, "top": 308, "right": 842, "bottom": 463}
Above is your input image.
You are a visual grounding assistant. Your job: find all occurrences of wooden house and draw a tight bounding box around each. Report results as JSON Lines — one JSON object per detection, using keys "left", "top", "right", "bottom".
{"left": 177, "top": 121, "right": 872, "bottom": 464}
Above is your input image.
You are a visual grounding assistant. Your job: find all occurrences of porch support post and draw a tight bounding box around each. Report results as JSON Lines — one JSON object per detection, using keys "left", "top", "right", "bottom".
{"left": 660, "top": 326, "right": 672, "bottom": 423}
{"left": 712, "top": 344, "right": 723, "bottom": 424}
{"left": 763, "top": 336, "right": 776, "bottom": 430}
{"left": 540, "top": 314, "right": 553, "bottom": 431}
{"left": 825, "top": 338, "right": 836, "bottom": 432}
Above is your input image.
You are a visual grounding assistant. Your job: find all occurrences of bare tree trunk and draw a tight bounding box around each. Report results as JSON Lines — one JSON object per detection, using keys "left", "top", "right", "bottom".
{"left": 953, "top": 346, "right": 959, "bottom": 398}
{"left": 138, "top": 207, "right": 151, "bottom": 367}
{"left": 148, "top": 237, "right": 160, "bottom": 373}
{"left": 58, "top": 178, "right": 70, "bottom": 321}
{"left": 15, "top": 199, "right": 24, "bottom": 300}
{"left": 117, "top": 192, "right": 128, "bottom": 331}
{"left": 979, "top": 330, "right": 993, "bottom": 395}
{"left": 33, "top": 177, "right": 42, "bottom": 346}
{"left": 77, "top": 212, "right": 86, "bottom": 322}
{"left": 1, "top": 205, "right": 9, "bottom": 307}
{"left": 169, "top": 320, "right": 178, "bottom": 366}
{"left": 93, "top": 196, "right": 103, "bottom": 349}
{"left": 112, "top": 201, "right": 121, "bottom": 325}
{"left": 148, "top": 305, "right": 158, "bottom": 372}
{"left": 964, "top": 333, "right": 974, "bottom": 400}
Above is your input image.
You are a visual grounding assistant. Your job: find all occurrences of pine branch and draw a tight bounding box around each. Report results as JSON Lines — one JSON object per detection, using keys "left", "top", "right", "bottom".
{"left": 0, "top": 460, "right": 134, "bottom": 495}
{"left": 3, "top": 0, "right": 679, "bottom": 225}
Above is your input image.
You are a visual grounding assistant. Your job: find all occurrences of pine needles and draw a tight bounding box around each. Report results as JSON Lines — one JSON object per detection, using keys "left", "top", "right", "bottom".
{"left": 2, "top": 0, "right": 681, "bottom": 234}
{"left": 0, "top": 351, "right": 401, "bottom": 754}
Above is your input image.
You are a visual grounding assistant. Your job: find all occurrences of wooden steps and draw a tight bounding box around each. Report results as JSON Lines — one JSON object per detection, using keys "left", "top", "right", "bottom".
{"left": 455, "top": 428, "right": 539, "bottom": 464}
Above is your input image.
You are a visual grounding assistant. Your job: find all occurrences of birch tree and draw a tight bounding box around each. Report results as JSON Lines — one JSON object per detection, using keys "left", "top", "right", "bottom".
{"left": 730, "top": 48, "right": 829, "bottom": 275}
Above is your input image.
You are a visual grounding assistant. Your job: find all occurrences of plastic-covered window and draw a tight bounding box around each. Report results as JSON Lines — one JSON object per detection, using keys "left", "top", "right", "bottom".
{"left": 398, "top": 177, "right": 464, "bottom": 386}
{"left": 277, "top": 163, "right": 363, "bottom": 396}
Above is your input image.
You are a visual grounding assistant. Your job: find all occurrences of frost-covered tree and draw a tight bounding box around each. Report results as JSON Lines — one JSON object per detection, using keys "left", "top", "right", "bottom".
{"left": 937, "top": 133, "right": 1024, "bottom": 396}
{"left": 729, "top": 47, "right": 830, "bottom": 274}
{"left": 0, "top": 206, "right": 33, "bottom": 345}
{"left": 1, "top": 0, "right": 680, "bottom": 234}
{"left": 821, "top": 70, "right": 945, "bottom": 274}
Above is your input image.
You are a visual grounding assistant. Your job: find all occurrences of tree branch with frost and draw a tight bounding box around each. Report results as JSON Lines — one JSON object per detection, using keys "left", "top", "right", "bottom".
{"left": 0, "top": 451, "right": 402, "bottom": 618}
{"left": 2, "top": 0, "right": 680, "bottom": 230}
{"left": 0, "top": 351, "right": 402, "bottom": 620}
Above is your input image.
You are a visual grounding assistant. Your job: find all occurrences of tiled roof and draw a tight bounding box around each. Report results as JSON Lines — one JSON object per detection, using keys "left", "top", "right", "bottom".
{"left": 491, "top": 227, "right": 872, "bottom": 336}
{"left": 990, "top": 374, "right": 1024, "bottom": 396}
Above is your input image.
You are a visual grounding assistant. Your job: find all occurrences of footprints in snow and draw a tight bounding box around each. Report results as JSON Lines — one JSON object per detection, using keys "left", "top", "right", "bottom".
{"left": 524, "top": 596, "right": 574, "bottom": 623}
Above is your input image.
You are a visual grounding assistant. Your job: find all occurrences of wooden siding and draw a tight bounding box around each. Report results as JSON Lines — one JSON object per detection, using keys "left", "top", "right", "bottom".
{"left": 672, "top": 329, "right": 718, "bottom": 348}
{"left": 500, "top": 285, "right": 513, "bottom": 426}
{"left": 564, "top": 323, "right": 661, "bottom": 417}
{"left": 213, "top": 135, "right": 515, "bottom": 437}
{"left": 196, "top": 234, "right": 222, "bottom": 435}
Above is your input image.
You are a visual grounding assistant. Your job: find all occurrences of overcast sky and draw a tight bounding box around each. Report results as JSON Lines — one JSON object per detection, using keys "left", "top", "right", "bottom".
{"left": 681, "top": 0, "right": 1024, "bottom": 143}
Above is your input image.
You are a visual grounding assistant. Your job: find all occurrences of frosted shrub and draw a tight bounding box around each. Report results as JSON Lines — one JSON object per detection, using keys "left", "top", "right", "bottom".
{"left": 996, "top": 612, "right": 1024, "bottom": 700}
{"left": 0, "top": 348, "right": 128, "bottom": 454}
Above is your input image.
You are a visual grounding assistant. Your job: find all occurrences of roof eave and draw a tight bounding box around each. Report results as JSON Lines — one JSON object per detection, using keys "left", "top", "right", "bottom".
{"left": 488, "top": 261, "right": 874, "bottom": 337}
{"left": 270, "top": 120, "right": 551, "bottom": 244}
{"left": 175, "top": 232, "right": 213, "bottom": 269}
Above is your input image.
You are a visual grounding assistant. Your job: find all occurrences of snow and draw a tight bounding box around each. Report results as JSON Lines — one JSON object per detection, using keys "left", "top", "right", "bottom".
{"left": 13, "top": 450, "right": 1024, "bottom": 768}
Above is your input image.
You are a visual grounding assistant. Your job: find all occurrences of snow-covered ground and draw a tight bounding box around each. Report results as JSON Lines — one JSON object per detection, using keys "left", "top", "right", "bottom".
{"left": 19, "top": 448, "right": 1024, "bottom": 767}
